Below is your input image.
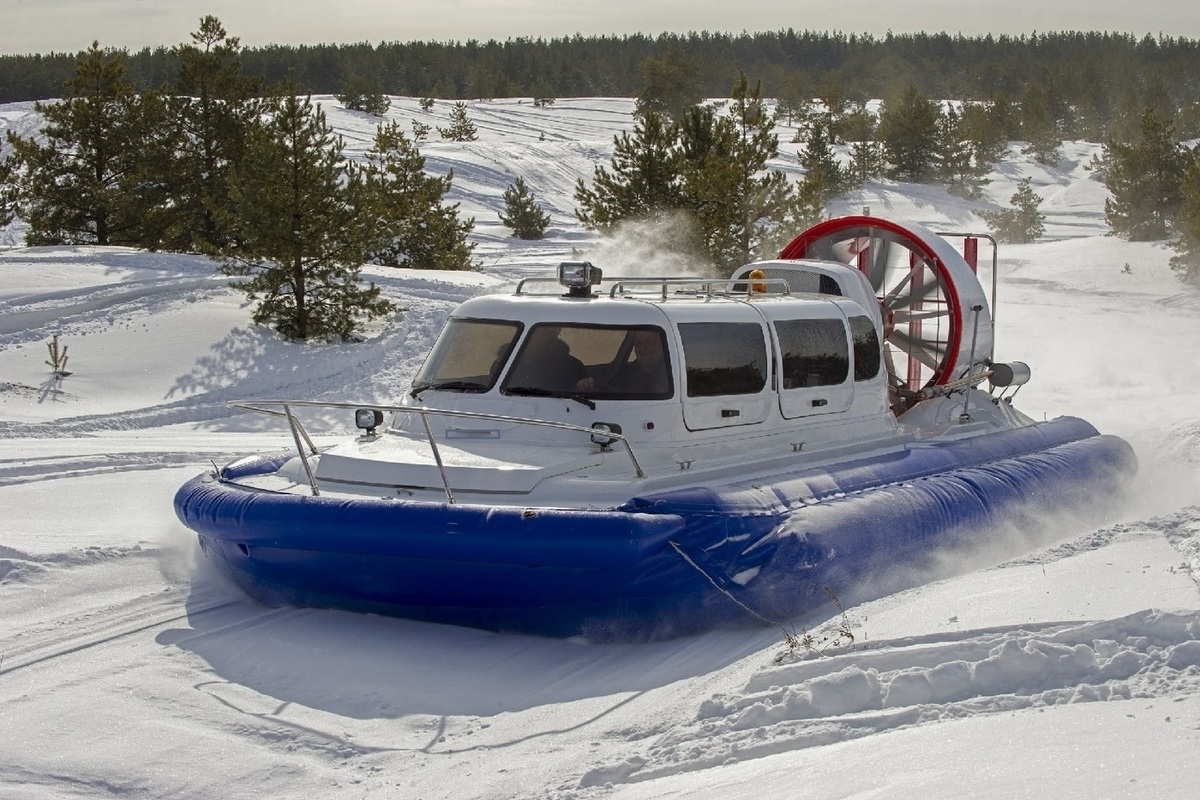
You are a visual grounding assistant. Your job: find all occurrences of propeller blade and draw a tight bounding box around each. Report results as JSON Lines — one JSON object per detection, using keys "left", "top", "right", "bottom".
{"left": 863, "top": 236, "right": 891, "bottom": 290}
{"left": 885, "top": 272, "right": 944, "bottom": 311}
{"left": 891, "top": 307, "right": 951, "bottom": 325}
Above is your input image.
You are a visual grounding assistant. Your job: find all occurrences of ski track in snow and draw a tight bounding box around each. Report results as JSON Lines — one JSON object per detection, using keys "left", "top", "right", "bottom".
{"left": 1000, "top": 507, "right": 1200, "bottom": 577}
{"left": 0, "top": 450, "right": 232, "bottom": 487}
{"left": 571, "top": 608, "right": 1200, "bottom": 792}
{"left": 560, "top": 506, "right": 1200, "bottom": 793}
{"left": 0, "top": 254, "right": 499, "bottom": 438}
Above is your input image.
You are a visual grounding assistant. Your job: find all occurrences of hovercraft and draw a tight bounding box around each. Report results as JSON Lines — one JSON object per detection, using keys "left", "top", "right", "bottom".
{"left": 175, "top": 216, "right": 1136, "bottom": 641}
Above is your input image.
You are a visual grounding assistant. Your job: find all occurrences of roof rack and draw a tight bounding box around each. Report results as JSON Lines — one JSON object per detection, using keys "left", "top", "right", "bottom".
{"left": 513, "top": 276, "right": 569, "bottom": 295}
{"left": 513, "top": 274, "right": 794, "bottom": 300}
{"left": 607, "top": 277, "right": 792, "bottom": 300}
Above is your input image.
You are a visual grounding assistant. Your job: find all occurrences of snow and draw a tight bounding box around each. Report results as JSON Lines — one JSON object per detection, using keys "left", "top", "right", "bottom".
{"left": 2, "top": 96, "right": 1199, "bottom": 800}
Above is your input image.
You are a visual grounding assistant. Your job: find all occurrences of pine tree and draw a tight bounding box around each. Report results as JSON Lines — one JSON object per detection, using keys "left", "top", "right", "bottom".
{"left": 877, "top": 84, "right": 941, "bottom": 183}
{"left": 0, "top": 153, "right": 17, "bottom": 228}
{"left": 410, "top": 119, "right": 431, "bottom": 142}
{"left": 961, "top": 100, "right": 1009, "bottom": 167}
{"left": 773, "top": 72, "right": 812, "bottom": 127}
{"left": 841, "top": 103, "right": 881, "bottom": 187}
{"left": 158, "top": 16, "right": 263, "bottom": 252}
{"left": 1108, "top": 76, "right": 1148, "bottom": 144}
{"left": 815, "top": 75, "right": 847, "bottom": 143}
{"left": 634, "top": 46, "right": 704, "bottom": 122}
{"left": 1075, "top": 65, "right": 1112, "bottom": 142}
{"left": 797, "top": 118, "right": 845, "bottom": 206}
{"left": 987, "top": 92, "right": 1023, "bottom": 143}
{"left": 677, "top": 74, "right": 797, "bottom": 270}
{"left": 1103, "top": 109, "right": 1190, "bottom": 241}
{"left": 126, "top": 90, "right": 183, "bottom": 249}
{"left": 359, "top": 120, "right": 476, "bottom": 270}
{"left": 937, "top": 106, "right": 990, "bottom": 200}
{"left": 847, "top": 140, "right": 884, "bottom": 187}
{"left": 840, "top": 101, "right": 876, "bottom": 145}
{"left": 1021, "top": 81, "right": 1063, "bottom": 165}
{"left": 977, "top": 177, "right": 1045, "bottom": 243}
{"left": 574, "top": 109, "right": 682, "bottom": 231}
{"left": 500, "top": 176, "right": 551, "bottom": 240}
{"left": 438, "top": 102, "right": 478, "bottom": 141}
{"left": 337, "top": 73, "right": 390, "bottom": 116}
{"left": 1169, "top": 148, "right": 1200, "bottom": 286}
{"left": 1177, "top": 101, "right": 1200, "bottom": 140}
{"left": 5, "top": 42, "right": 158, "bottom": 246}
{"left": 218, "top": 91, "right": 392, "bottom": 341}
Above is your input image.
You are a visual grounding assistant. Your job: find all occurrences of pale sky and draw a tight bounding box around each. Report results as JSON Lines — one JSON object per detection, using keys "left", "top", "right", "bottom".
{"left": 1, "top": 0, "right": 1196, "bottom": 56}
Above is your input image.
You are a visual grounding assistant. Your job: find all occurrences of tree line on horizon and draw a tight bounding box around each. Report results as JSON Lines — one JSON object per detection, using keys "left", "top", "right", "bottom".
{"left": 4, "top": 28, "right": 1200, "bottom": 141}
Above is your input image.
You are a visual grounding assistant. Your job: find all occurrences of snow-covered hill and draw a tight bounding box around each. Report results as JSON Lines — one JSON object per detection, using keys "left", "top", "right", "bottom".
{"left": 1, "top": 97, "right": 1198, "bottom": 800}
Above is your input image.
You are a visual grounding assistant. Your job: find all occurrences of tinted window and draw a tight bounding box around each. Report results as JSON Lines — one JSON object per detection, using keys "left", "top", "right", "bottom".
{"left": 502, "top": 324, "right": 673, "bottom": 401}
{"left": 849, "top": 315, "right": 882, "bottom": 381}
{"left": 774, "top": 318, "right": 849, "bottom": 389}
{"left": 678, "top": 322, "right": 768, "bottom": 397}
{"left": 503, "top": 324, "right": 590, "bottom": 393}
{"left": 412, "top": 318, "right": 522, "bottom": 392}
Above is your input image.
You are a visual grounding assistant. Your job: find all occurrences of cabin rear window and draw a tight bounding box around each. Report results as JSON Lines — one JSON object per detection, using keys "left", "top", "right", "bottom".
{"left": 849, "top": 315, "right": 882, "bottom": 381}
{"left": 774, "top": 318, "right": 850, "bottom": 389}
{"left": 678, "top": 322, "right": 768, "bottom": 397}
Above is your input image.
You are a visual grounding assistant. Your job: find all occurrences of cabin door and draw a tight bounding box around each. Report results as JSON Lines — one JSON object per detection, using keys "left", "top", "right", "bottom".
{"left": 673, "top": 306, "right": 773, "bottom": 431}
{"left": 758, "top": 303, "right": 856, "bottom": 419}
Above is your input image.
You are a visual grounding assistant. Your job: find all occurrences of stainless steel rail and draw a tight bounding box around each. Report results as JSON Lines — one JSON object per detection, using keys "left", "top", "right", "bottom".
{"left": 226, "top": 399, "right": 646, "bottom": 502}
{"left": 607, "top": 277, "right": 793, "bottom": 300}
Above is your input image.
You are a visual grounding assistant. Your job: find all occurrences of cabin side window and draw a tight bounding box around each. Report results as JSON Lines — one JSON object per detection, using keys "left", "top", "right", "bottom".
{"left": 412, "top": 318, "right": 523, "bottom": 392}
{"left": 678, "top": 322, "right": 768, "bottom": 397}
{"left": 849, "top": 315, "right": 882, "bottom": 381}
{"left": 774, "top": 318, "right": 850, "bottom": 389}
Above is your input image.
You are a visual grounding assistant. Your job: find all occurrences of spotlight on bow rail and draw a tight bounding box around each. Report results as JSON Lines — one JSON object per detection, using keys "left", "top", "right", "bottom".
{"left": 590, "top": 421, "right": 622, "bottom": 449}
{"left": 355, "top": 408, "right": 384, "bottom": 436}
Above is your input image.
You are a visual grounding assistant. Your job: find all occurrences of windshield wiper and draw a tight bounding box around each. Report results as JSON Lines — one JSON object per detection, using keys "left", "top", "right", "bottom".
{"left": 410, "top": 380, "right": 490, "bottom": 399}
{"left": 505, "top": 386, "right": 597, "bottom": 410}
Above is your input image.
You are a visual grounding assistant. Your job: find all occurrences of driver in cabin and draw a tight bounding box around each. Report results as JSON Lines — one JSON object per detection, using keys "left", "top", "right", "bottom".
{"left": 524, "top": 328, "right": 587, "bottom": 391}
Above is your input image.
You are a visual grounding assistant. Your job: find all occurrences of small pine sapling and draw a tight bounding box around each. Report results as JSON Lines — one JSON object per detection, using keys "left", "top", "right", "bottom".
{"left": 499, "top": 176, "right": 551, "bottom": 240}
{"left": 45, "top": 334, "right": 72, "bottom": 377}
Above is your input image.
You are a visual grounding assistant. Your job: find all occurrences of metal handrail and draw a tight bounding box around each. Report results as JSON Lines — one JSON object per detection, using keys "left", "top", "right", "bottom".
{"left": 608, "top": 277, "right": 792, "bottom": 300}
{"left": 513, "top": 276, "right": 568, "bottom": 295}
{"left": 283, "top": 404, "right": 320, "bottom": 496}
{"left": 226, "top": 399, "right": 646, "bottom": 503}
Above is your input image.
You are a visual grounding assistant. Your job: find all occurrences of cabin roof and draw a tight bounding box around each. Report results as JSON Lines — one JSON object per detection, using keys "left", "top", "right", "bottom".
{"left": 452, "top": 282, "right": 872, "bottom": 327}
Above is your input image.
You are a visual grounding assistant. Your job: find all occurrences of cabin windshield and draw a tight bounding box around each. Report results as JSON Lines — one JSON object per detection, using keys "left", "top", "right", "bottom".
{"left": 502, "top": 323, "right": 673, "bottom": 401}
{"left": 411, "top": 318, "right": 523, "bottom": 394}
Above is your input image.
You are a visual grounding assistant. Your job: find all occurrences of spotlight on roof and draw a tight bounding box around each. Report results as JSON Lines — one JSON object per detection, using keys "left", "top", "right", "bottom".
{"left": 558, "top": 261, "right": 602, "bottom": 297}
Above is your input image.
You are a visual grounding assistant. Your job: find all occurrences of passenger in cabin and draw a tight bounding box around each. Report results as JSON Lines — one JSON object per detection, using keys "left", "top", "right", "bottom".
{"left": 607, "top": 329, "right": 670, "bottom": 394}
{"left": 544, "top": 337, "right": 587, "bottom": 390}
{"left": 519, "top": 328, "right": 587, "bottom": 392}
